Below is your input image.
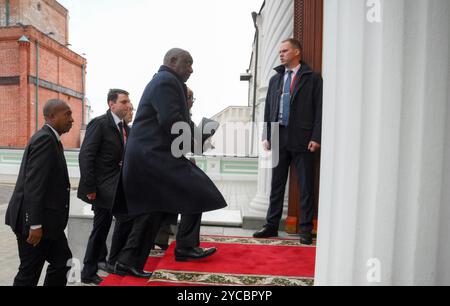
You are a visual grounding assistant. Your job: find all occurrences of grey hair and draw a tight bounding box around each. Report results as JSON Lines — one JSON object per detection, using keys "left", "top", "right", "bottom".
{"left": 163, "top": 48, "right": 188, "bottom": 66}
{"left": 43, "top": 99, "right": 69, "bottom": 118}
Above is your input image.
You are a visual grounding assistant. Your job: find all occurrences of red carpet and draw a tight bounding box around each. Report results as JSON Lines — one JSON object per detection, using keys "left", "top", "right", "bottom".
{"left": 101, "top": 236, "right": 316, "bottom": 287}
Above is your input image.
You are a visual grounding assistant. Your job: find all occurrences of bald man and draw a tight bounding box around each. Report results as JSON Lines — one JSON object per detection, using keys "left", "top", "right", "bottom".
{"left": 113, "top": 48, "right": 227, "bottom": 278}
{"left": 5, "top": 99, "right": 74, "bottom": 286}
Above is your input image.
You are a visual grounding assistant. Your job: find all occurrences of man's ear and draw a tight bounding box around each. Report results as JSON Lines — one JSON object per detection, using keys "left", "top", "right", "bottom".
{"left": 170, "top": 57, "right": 178, "bottom": 66}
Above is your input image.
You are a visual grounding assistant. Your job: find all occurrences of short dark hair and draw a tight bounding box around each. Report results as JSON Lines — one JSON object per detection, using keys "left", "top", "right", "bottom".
{"left": 108, "top": 89, "right": 129, "bottom": 104}
{"left": 43, "top": 99, "right": 69, "bottom": 118}
{"left": 282, "top": 38, "right": 303, "bottom": 52}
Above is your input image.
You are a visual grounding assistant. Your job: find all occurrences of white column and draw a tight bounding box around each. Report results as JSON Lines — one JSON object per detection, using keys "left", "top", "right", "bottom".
{"left": 316, "top": 0, "right": 450, "bottom": 285}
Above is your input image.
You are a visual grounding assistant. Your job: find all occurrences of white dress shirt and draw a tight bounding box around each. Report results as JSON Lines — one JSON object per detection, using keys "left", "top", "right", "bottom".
{"left": 46, "top": 124, "right": 61, "bottom": 141}
{"left": 111, "top": 111, "right": 124, "bottom": 131}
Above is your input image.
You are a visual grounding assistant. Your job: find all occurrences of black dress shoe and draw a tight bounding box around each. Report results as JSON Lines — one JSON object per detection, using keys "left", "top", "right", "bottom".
{"left": 81, "top": 274, "right": 103, "bottom": 286}
{"left": 299, "top": 233, "right": 313, "bottom": 246}
{"left": 115, "top": 262, "right": 152, "bottom": 279}
{"left": 175, "top": 247, "right": 217, "bottom": 262}
{"left": 253, "top": 226, "right": 278, "bottom": 239}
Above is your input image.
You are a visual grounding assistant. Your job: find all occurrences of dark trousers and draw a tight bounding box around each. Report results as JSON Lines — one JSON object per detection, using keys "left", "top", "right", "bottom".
{"left": 118, "top": 213, "right": 165, "bottom": 271}
{"left": 176, "top": 214, "right": 202, "bottom": 250}
{"left": 108, "top": 214, "right": 134, "bottom": 265}
{"left": 118, "top": 213, "right": 202, "bottom": 271}
{"left": 14, "top": 234, "right": 72, "bottom": 287}
{"left": 155, "top": 213, "right": 178, "bottom": 247}
{"left": 266, "top": 127, "right": 315, "bottom": 234}
{"left": 154, "top": 223, "right": 172, "bottom": 247}
{"left": 82, "top": 206, "right": 113, "bottom": 278}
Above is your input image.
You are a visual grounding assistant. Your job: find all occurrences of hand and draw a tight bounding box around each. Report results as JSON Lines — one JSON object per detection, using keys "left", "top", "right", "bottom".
{"left": 308, "top": 141, "right": 321, "bottom": 153}
{"left": 27, "top": 228, "right": 43, "bottom": 247}
{"left": 87, "top": 193, "right": 97, "bottom": 201}
{"left": 262, "top": 140, "right": 271, "bottom": 152}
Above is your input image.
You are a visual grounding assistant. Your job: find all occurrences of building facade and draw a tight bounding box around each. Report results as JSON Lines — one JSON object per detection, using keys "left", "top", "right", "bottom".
{"left": 0, "top": 0, "right": 86, "bottom": 149}
{"left": 0, "top": 0, "right": 68, "bottom": 45}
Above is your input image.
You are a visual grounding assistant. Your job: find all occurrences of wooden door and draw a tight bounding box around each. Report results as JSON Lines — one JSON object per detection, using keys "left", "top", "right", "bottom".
{"left": 285, "top": 0, "right": 323, "bottom": 235}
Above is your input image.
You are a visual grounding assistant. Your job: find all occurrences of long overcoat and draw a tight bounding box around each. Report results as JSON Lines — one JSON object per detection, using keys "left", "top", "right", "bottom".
{"left": 119, "top": 66, "right": 227, "bottom": 217}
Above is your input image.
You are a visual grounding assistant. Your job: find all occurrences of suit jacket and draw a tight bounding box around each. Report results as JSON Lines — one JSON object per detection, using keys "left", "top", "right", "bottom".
{"left": 5, "top": 125, "right": 71, "bottom": 240}
{"left": 263, "top": 62, "right": 323, "bottom": 152}
{"left": 116, "top": 65, "right": 227, "bottom": 217}
{"left": 77, "top": 110, "right": 130, "bottom": 210}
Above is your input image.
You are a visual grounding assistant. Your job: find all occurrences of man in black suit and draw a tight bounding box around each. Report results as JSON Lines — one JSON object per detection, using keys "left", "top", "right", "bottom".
{"left": 106, "top": 101, "right": 135, "bottom": 272}
{"left": 78, "top": 89, "right": 131, "bottom": 285}
{"left": 253, "top": 39, "right": 323, "bottom": 245}
{"left": 5, "top": 99, "right": 74, "bottom": 287}
{"left": 112, "top": 49, "right": 227, "bottom": 279}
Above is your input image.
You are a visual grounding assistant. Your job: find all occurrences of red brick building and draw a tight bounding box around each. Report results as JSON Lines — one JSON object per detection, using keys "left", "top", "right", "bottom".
{"left": 0, "top": 0, "right": 86, "bottom": 149}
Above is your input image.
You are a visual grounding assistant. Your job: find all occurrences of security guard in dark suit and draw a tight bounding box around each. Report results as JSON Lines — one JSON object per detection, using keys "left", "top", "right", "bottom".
{"left": 253, "top": 39, "right": 323, "bottom": 245}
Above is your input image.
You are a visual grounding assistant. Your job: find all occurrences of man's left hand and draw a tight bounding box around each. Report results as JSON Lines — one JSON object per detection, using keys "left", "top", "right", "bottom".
{"left": 27, "top": 228, "right": 43, "bottom": 247}
{"left": 308, "top": 141, "right": 321, "bottom": 153}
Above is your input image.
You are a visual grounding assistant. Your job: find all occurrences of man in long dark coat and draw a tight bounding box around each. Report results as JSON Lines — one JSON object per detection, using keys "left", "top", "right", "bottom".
{"left": 113, "top": 48, "right": 227, "bottom": 278}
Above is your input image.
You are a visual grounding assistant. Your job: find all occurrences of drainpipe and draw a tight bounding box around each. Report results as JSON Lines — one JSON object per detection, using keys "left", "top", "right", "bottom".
{"left": 35, "top": 40, "right": 40, "bottom": 132}
{"left": 6, "top": 0, "right": 10, "bottom": 26}
{"left": 81, "top": 63, "right": 86, "bottom": 128}
{"left": 250, "top": 12, "right": 260, "bottom": 156}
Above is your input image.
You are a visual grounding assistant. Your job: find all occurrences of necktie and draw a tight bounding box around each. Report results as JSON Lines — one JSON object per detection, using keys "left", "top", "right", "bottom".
{"left": 281, "top": 70, "right": 293, "bottom": 126}
{"left": 118, "top": 122, "right": 125, "bottom": 144}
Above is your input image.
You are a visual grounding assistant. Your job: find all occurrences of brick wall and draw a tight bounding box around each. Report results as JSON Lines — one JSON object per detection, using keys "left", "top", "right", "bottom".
{"left": 59, "top": 56, "right": 83, "bottom": 92}
{"left": 0, "top": 85, "right": 22, "bottom": 147}
{"left": 0, "top": 41, "right": 19, "bottom": 76}
{"left": 0, "top": 26, "right": 86, "bottom": 149}
{"left": 62, "top": 95, "right": 82, "bottom": 148}
{"left": 5, "top": 0, "right": 68, "bottom": 45}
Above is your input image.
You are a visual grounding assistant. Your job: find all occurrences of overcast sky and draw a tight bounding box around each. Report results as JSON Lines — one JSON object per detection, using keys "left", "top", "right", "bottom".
{"left": 58, "top": 0, "right": 264, "bottom": 124}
